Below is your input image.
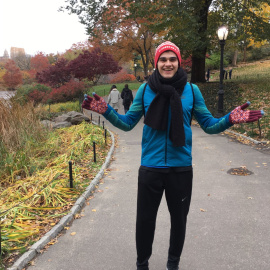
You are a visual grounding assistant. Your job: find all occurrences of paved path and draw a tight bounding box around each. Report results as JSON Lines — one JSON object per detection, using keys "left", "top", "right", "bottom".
{"left": 26, "top": 105, "right": 270, "bottom": 270}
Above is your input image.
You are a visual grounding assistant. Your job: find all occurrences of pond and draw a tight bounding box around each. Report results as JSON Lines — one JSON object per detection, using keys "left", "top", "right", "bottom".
{"left": 0, "top": 91, "right": 16, "bottom": 100}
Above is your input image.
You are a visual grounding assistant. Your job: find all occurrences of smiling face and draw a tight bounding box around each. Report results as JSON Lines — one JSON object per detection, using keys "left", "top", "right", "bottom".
{"left": 157, "top": 51, "right": 179, "bottom": 79}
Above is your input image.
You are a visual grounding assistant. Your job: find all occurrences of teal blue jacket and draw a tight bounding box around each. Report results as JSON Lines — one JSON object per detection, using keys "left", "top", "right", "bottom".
{"left": 103, "top": 83, "right": 232, "bottom": 168}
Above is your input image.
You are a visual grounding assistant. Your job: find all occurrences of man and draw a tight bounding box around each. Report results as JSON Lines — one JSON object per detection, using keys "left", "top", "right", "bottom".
{"left": 82, "top": 41, "right": 263, "bottom": 270}
{"left": 121, "top": 84, "right": 134, "bottom": 113}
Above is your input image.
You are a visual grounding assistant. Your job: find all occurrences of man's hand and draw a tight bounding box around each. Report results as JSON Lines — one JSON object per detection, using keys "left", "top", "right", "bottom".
{"left": 229, "top": 102, "right": 264, "bottom": 124}
{"left": 82, "top": 93, "right": 108, "bottom": 114}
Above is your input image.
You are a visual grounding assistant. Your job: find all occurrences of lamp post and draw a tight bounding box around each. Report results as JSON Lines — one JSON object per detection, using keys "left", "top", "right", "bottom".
{"left": 134, "top": 63, "right": 137, "bottom": 77}
{"left": 216, "top": 26, "right": 228, "bottom": 117}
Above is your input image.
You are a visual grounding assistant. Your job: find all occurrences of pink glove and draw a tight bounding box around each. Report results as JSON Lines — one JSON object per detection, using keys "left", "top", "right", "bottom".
{"left": 82, "top": 93, "right": 108, "bottom": 114}
{"left": 229, "top": 102, "right": 264, "bottom": 124}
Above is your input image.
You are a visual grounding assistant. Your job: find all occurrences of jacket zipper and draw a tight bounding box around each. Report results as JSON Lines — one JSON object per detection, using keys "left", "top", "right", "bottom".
{"left": 165, "top": 129, "right": 168, "bottom": 166}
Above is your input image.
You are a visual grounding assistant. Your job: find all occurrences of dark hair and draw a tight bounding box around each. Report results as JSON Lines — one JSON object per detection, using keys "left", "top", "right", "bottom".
{"left": 125, "top": 84, "right": 128, "bottom": 88}
{"left": 110, "top": 85, "right": 117, "bottom": 91}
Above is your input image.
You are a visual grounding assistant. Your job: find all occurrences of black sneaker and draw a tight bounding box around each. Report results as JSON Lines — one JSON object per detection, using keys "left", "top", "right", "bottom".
{"left": 166, "top": 267, "right": 179, "bottom": 270}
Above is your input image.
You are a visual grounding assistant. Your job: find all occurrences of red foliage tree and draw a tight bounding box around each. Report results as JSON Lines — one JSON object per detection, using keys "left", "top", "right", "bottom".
{"left": 182, "top": 54, "right": 210, "bottom": 74}
{"left": 110, "top": 70, "right": 136, "bottom": 83}
{"left": 3, "top": 60, "right": 23, "bottom": 90}
{"left": 68, "top": 48, "right": 122, "bottom": 84}
{"left": 182, "top": 56, "right": 192, "bottom": 73}
{"left": 44, "top": 80, "right": 85, "bottom": 104}
{"left": 30, "top": 52, "right": 50, "bottom": 75}
{"left": 27, "top": 89, "right": 48, "bottom": 105}
{"left": 36, "top": 58, "right": 72, "bottom": 88}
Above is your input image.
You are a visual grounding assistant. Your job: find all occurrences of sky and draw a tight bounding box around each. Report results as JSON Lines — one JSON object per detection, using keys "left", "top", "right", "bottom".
{"left": 0, "top": 0, "right": 89, "bottom": 57}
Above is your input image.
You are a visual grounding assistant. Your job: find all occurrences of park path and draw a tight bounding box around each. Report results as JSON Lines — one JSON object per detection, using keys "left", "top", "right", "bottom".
{"left": 24, "top": 102, "right": 270, "bottom": 270}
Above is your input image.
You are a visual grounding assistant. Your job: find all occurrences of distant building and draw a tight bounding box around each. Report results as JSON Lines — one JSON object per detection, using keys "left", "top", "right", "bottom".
{"left": 10, "top": 47, "right": 25, "bottom": 59}
{"left": 0, "top": 49, "right": 9, "bottom": 62}
{"left": 3, "top": 49, "right": 9, "bottom": 59}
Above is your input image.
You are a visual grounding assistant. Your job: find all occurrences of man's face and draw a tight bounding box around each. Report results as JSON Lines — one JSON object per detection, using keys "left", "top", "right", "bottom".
{"left": 157, "top": 51, "right": 179, "bottom": 79}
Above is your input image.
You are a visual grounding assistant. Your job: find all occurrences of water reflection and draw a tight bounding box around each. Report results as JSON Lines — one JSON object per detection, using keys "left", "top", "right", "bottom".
{"left": 0, "top": 91, "right": 16, "bottom": 100}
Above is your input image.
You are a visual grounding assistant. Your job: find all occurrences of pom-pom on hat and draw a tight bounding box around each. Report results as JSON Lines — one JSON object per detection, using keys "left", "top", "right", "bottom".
{"left": 154, "top": 41, "right": 181, "bottom": 68}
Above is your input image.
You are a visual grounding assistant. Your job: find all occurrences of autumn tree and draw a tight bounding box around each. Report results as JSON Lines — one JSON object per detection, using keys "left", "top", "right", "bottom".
{"left": 0, "top": 67, "right": 6, "bottom": 85}
{"left": 47, "top": 53, "right": 59, "bottom": 65}
{"left": 14, "top": 52, "right": 31, "bottom": 70}
{"left": 63, "top": 41, "right": 93, "bottom": 61}
{"left": 68, "top": 48, "right": 122, "bottom": 85}
{"left": 30, "top": 52, "right": 50, "bottom": 73}
{"left": 62, "top": 0, "right": 270, "bottom": 83}
{"left": 61, "top": 0, "right": 160, "bottom": 76}
{"left": 209, "top": 1, "right": 270, "bottom": 65}
{"left": 36, "top": 58, "right": 71, "bottom": 88}
{"left": 3, "top": 60, "right": 23, "bottom": 90}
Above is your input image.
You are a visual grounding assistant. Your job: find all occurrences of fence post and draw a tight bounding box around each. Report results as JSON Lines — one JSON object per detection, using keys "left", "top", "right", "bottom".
{"left": 93, "top": 142, "right": 96, "bottom": 162}
{"left": 98, "top": 116, "right": 100, "bottom": 126}
{"left": 105, "top": 129, "right": 107, "bottom": 144}
{"left": 258, "top": 119, "right": 262, "bottom": 138}
{"left": 69, "top": 161, "right": 73, "bottom": 188}
{"left": 102, "top": 121, "right": 104, "bottom": 129}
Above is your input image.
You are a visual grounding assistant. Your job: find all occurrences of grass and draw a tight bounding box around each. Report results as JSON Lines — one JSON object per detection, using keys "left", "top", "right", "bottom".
{"left": 208, "top": 60, "right": 270, "bottom": 141}
{"left": 87, "top": 82, "right": 143, "bottom": 96}
{"left": 0, "top": 99, "right": 112, "bottom": 268}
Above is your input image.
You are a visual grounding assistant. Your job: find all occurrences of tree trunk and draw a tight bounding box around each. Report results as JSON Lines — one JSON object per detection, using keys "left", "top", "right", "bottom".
{"left": 191, "top": 54, "right": 207, "bottom": 83}
{"left": 190, "top": 0, "right": 212, "bottom": 83}
{"left": 232, "top": 50, "right": 238, "bottom": 66}
{"left": 243, "top": 45, "right": 247, "bottom": 62}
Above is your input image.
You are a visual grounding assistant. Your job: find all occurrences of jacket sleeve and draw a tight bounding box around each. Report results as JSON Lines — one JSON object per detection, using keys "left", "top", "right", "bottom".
{"left": 107, "top": 93, "right": 111, "bottom": 104}
{"left": 193, "top": 84, "right": 233, "bottom": 134}
{"left": 102, "top": 84, "right": 145, "bottom": 131}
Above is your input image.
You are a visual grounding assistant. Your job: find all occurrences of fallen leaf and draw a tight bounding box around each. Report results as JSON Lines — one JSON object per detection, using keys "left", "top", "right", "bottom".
{"left": 200, "top": 208, "right": 207, "bottom": 212}
{"left": 70, "top": 232, "right": 76, "bottom": 236}
{"left": 92, "top": 209, "right": 97, "bottom": 212}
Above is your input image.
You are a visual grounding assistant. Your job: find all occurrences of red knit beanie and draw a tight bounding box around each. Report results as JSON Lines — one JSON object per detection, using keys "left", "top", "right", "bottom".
{"left": 154, "top": 41, "right": 181, "bottom": 68}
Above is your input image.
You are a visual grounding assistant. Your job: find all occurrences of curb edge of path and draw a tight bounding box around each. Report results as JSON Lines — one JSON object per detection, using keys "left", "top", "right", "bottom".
{"left": 7, "top": 124, "right": 115, "bottom": 270}
{"left": 225, "top": 129, "right": 269, "bottom": 145}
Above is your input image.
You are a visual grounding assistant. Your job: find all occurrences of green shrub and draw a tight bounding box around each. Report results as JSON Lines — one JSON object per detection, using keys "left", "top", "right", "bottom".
{"left": 15, "top": 84, "right": 51, "bottom": 104}
{"left": 206, "top": 53, "right": 229, "bottom": 70}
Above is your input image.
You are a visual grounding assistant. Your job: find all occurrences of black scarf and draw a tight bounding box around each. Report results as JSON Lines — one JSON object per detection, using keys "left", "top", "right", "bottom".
{"left": 144, "top": 68, "right": 187, "bottom": 147}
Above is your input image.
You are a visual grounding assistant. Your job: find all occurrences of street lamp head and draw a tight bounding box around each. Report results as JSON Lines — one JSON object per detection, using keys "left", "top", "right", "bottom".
{"left": 217, "top": 26, "right": 228, "bottom": 41}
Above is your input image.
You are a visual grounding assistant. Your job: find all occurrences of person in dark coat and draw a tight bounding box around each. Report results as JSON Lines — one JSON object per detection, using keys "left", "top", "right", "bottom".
{"left": 121, "top": 84, "right": 134, "bottom": 113}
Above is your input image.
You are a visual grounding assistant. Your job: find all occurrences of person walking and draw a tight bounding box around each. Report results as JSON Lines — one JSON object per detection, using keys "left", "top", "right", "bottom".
{"left": 82, "top": 41, "right": 264, "bottom": 270}
{"left": 121, "top": 84, "right": 134, "bottom": 113}
{"left": 108, "top": 85, "right": 121, "bottom": 112}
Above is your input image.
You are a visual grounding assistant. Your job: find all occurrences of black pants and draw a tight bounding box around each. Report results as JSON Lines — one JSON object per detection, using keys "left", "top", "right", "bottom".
{"left": 136, "top": 167, "right": 193, "bottom": 270}
{"left": 123, "top": 103, "right": 131, "bottom": 114}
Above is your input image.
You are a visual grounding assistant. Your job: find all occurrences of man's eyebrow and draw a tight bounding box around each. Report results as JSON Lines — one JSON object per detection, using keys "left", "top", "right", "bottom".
{"left": 159, "top": 57, "right": 177, "bottom": 60}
